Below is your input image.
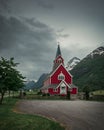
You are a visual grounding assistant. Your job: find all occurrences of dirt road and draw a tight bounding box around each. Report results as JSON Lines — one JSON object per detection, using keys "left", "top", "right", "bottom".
{"left": 16, "top": 100, "right": 104, "bottom": 130}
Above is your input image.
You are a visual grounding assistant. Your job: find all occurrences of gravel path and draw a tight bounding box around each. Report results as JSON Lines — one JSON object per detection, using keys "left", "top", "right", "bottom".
{"left": 16, "top": 100, "right": 104, "bottom": 130}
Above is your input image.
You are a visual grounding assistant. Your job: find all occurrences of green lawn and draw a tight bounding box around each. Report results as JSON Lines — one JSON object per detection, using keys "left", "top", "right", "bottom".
{"left": 92, "top": 90, "right": 104, "bottom": 95}
{"left": 0, "top": 98, "right": 65, "bottom": 130}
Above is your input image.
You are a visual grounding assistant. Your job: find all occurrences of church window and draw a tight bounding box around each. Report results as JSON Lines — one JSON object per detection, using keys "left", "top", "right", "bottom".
{"left": 58, "top": 72, "right": 65, "bottom": 80}
{"left": 58, "top": 58, "right": 62, "bottom": 63}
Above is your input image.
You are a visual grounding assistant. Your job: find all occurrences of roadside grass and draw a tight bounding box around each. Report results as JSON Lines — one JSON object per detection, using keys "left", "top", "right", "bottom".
{"left": 4, "top": 90, "right": 68, "bottom": 100}
{"left": 25, "top": 94, "right": 67, "bottom": 100}
{"left": 92, "top": 90, "right": 104, "bottom": 95}
{"left": 0, "top": 98, "right": 65, "bottom": 130}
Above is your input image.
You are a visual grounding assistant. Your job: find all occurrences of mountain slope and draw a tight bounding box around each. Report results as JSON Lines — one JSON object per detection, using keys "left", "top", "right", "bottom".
{"left": 35, "top": 73, "right": 48, "bottom": 88}
{"left": 23, "top": 74, "right": 48, "bottom": 90}
{"left": 24, "top": 81, "right": 36, "bottom": 90}
{"left": 70, "top": 46, "right": 104, "bottom": 91}
{"left": 66, "top": 57, "right": 80, "bottom": 71}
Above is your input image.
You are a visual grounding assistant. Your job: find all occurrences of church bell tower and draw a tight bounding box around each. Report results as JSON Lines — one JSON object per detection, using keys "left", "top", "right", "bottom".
{"left": 52, "top": 44, "right": 64, "bottom": 71}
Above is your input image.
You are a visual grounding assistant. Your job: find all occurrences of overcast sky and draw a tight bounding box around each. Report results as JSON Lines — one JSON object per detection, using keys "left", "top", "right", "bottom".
{"left": 0, "top": 0, "right": 104, "bottom": 81}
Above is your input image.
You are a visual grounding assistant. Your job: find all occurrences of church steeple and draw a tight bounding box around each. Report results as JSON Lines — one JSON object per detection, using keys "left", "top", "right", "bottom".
{"left": 56, "top": 44, "right": 61, "bottom": 58}
{"left": 52, "top": 44, "right": 64, "bottom": 71}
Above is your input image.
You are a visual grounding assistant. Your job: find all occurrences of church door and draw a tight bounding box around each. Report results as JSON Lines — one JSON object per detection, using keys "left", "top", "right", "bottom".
{"left": 60, "top": 82, "right": 67, "bottom": 94}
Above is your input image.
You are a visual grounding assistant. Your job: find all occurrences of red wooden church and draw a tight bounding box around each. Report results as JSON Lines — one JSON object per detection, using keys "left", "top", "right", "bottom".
{"left": 41, "top": 45, "right": 78, "bottom": 98}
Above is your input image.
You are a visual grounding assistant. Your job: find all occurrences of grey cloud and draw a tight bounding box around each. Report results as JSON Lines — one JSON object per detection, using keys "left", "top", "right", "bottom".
{"left": 0, "top": 0, "right": 8, "bottom": 9}
{"left": 100, "top": 42, "right": 104, "bottom": 47}
{"left": 56, "top": 29, "right": 70, "bottom": 38}
{"left": 58, "top": 33, "right": 69, "bottom": 38}
{"left": 0, "top": 14, "right": 57, "bottom": 79}
{"left": 0, "top": 0, "right": 12, "bottom": 14}
{"left": 0, "top": 15, "right": 30, "bottom": 50}
{"left": 35, "top": 0, "right": 54, "bottom": 9}
{"left": 0, "top": 15, "right": 16, "bottom": 50}
{"left": 0, "top": 0, "right": 54, "bottom": 17}
{"left": 23, "top": 17, "right": 49, "bottom": 29}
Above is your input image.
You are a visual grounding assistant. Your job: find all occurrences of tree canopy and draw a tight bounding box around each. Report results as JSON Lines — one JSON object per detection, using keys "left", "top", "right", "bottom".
{"left": 0, "top": 57, "right": 25, "bottom": 104}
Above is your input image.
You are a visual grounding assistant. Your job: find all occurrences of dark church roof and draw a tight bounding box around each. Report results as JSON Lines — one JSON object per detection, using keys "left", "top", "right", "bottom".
{"left": 56, "top": 44, "right": 61, "bottom": 58}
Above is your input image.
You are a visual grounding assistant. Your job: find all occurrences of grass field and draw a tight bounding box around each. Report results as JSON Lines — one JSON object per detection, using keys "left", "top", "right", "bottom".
{"left": 92, "top": 90, "right": 104, "bottom": 95}
{"left": 0, "top": 98, "right": 65, "bottom": 130}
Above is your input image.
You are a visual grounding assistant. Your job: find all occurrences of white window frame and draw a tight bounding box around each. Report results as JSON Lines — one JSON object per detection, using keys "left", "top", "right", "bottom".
{"left": 58, "top": 72, "right": 65, "bottom": 80}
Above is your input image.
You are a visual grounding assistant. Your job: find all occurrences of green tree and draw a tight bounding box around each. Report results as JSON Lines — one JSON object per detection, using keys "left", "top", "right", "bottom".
{"left": 83, "top": 85, "right": 90, "bottom": 100}
{"left": 0, "top": 57, "right": 25, "bottom": 104}
{"left": 67, "top": 90, "right": 70, "bottom": 100}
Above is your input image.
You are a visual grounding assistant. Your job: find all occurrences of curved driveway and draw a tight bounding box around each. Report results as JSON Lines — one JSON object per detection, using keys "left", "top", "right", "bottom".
{"left": 17, "top": 100, "right": 104, "bottom": 130}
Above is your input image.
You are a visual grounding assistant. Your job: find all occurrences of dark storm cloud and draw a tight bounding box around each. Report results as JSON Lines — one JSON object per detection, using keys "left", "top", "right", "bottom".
{"left": 0, "top": 15, "right": 30, "bottom": 50}
{"left": 23, "top": 17, "right": 49, "bottom": 29}
{"left": 56, "top": 29, "right": 70, "bottom": 39}
{"left": 0, "top": 0, "right": 11, "bottom": 13}
{"left": 0, "top": 14, "right": 57, "bottom": 79}
{"left": 35, "top": 0, "right": 54, "bottom": 9}
{"left": 57, "top": 32, "right": 69, "bottom": 38}
{"left": 0, "top": 0, "right": 8, "bottom": 9}
{"left": 0, "top": 0, "right": 54, "bottom": 17}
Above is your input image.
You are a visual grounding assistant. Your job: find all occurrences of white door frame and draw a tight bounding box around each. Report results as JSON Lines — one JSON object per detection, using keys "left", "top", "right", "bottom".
{"left": 60, "top": 82, "right": 67, "bottom": 94}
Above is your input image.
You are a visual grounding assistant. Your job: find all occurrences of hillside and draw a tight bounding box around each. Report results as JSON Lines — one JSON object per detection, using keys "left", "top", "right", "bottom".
{"left": 24, "top": 81, "right": 36, "bottom": 90}
{"left": 35, "top": 73, "right": 48, "bottom": 88}
{"left": 66, "top": 57, "right": 80, "bottom": 71}
{"left": 23, "top": 73, "right": 48, "bottom": 90}
{"left": 70, "top": 46, "right": 104, "bottom": 91}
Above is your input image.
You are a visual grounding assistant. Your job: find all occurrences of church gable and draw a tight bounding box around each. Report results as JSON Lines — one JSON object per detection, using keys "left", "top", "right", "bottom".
{"left": 57, "top": 80, "right": 71, "bottom": 89}
{"left": 51, "top": 63, "right": 72, "bottom": 84}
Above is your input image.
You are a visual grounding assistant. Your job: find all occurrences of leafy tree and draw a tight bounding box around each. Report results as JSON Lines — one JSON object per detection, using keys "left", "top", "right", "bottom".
{"left": 67, "top": 90, "right": 70, "bottom": 100}
{"left": 83, "top": 85, "right": 90, "bottom": 100}
{"left": 0, "top": 57, "right": 25, "bottom": 104}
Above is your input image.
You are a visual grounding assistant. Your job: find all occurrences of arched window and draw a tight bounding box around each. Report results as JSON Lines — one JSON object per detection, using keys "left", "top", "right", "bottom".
{"left": 58, "top": 72, "right": 65, "bottom": 80}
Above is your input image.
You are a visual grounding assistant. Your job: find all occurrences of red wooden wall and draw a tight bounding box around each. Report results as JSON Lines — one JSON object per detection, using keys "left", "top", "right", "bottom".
{"left": 51, "top": 64, "right": 72, "bottom": 84}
